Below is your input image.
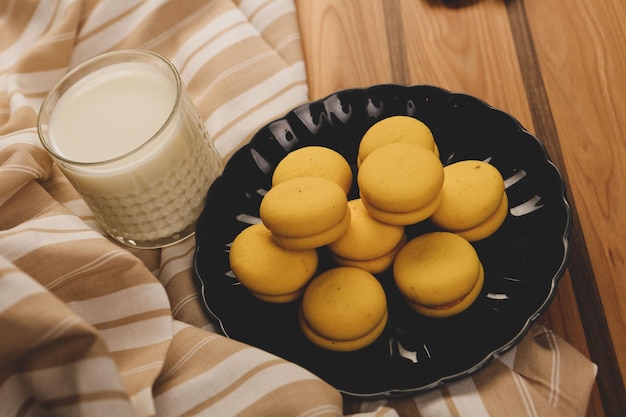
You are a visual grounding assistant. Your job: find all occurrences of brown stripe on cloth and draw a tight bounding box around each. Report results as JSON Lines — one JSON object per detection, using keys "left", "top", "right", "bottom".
{"left": 505, "top": 0, "right": 625, "bottom": 414}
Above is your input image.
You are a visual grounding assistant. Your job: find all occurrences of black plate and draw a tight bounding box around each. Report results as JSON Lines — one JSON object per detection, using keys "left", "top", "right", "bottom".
{"left": 193, "top": 84, "right": 572, "bottom": 398}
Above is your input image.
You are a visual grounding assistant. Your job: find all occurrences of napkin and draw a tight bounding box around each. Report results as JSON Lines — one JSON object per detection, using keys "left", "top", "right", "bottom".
{"left": 0, "top": 1, "right": 596, "bottom": 417}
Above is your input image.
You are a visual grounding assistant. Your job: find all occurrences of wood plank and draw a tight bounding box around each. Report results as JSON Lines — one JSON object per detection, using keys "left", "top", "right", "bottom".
{"left": 297, "top": 0, "right": 391, "bottom": 96}
{"left": 397, "top": 0, "right": 534, "bottom": 129}
{"left": 522, "top": 0, "right": 626, "bottom": 414}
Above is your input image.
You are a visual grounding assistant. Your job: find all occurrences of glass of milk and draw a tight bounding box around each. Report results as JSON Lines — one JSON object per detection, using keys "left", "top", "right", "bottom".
{"left": 38, "top": 49, "right": 223, "bottom": 248}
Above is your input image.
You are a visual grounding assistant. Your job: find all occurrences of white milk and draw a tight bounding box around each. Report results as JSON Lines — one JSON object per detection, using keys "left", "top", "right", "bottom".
{"left": 47, "top": 60, "right": 223, "bottom": 246}
{"left": 49, "top": 62, "right": 177, "bottom": 163}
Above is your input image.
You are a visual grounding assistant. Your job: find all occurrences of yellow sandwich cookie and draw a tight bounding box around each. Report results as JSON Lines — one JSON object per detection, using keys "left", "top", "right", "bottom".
{"left": 328, "top": 199, "right": 407, "bottom": 273}
{"left": 393, "top": 232, "right": 484, "bottom": 318}
{"left": 299, "top": 267, "right": 388, "bottom": 351}
{"left": 272, "top": 146, "right": 353, "bottom": 194}
{"left": 330, "top": 245, "right": 404, "bottom": 275}
{"left": 430, "top": 160, "right": 508, "bottom": 241}
{"left": 361, "top": 192, "right": 443, "bottom": 227}
{"left": 229, "top": 224, "right": 318, "bottom": 303}
{"left": 358, "top": 115, "right": 439, "bottom": 166}
{"left": 260, "top": 176, "right": 350, "bottom": 250}
{"left": 272, "top": 209, "right": 351, "bottom": 250}
{"left": 357, "top": 142, "right": 444, "bottom": 225}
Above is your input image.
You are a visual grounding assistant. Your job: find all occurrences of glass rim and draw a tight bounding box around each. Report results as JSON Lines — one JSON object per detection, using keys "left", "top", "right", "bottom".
{"left": 37, "top": 49, "right": 183, "bottom": 167}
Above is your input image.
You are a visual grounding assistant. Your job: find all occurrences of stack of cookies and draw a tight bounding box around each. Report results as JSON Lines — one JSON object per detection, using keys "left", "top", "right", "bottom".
{"left": 228, "top": 115, "right": 509, "bottom": 352}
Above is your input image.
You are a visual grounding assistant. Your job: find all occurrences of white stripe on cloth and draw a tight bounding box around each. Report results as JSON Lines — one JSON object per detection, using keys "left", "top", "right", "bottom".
{"left": 546, "top": 330, "right": 561, "bottom": 407}
{"left": 0, "top": 372, "right": 38, "bottom": 416}
{"left": 130, "top": 387, "right": 157, "bottom": 417}
{"left": 0, "top": 267, "right": 46, "bottom": 313}
{"left": 70, "top": 0, "right": 170, "bottom": 66}
{"left": 170, "top": 292, "right": 200, "bottom": 318}
{"left": 153, "top": 347, "right": 316, "bottom": 416}
{"left": 159, "top": 237, "right": 195, "bottom": 286}
{"left": 78, "top": 0, "right": 144, "bottom": 36}
{"left": 512, "top": 372, "right": 539, "bottom": 417}
{"left": 172, "top": 362, "right": 323, "bottom": 416}
{"left": 179, "top": 24, "right": 260, "bottom": 82}
{"left": 0, "top": 69, "right": 66, "bottom": 96}
{"left": 45, "top": 250, "right": 131, "bottom": 291}
{"left": 0, "top": 128, "right": 41, "bottom": 150}
{"left": 172, "top": 319, "right": 191, "bottom": 334}
{"left": 120, "top": 361, "right": 165, "bottom": 379}
{"left": 61, "top": 199, "right": 95, "bottom": 218}
{"left": 447, "top": 377, "right": 491, "bottom": 417}
{"left": 0, "top": 369, "right": 132, "bottom": 417}
{"left": 0, "top": 216, "right": 103, "bottom": 262}
{"left": 205, "top": 61, "right": 306, "bottom": 128}
{"left": 237, "top": 0, "right": 269, "bottom": 17}
{"left": 194, "top": 49, "right": 278, "bottom": 101}
{"left": 275, "top": 32, "right": 302, "bottom": 54}
{"left": 66, "top": 283, "right": 170, "bottom": 325}
{"left": 250, "top": 0, "right": 296, "bottom": 33}
{"left": 498, "top": 345, "right": 518, "bottom": 369}
{"left": 28, "top": 315, "right": 84, "bottom": 352}
{"left": 356, "top": 399, "right": 389, "bottom": 413}
{"left": 169, "top": 8, "right": 248, "bottom": 70}
{"left": 138, "top": 1, "right": 218, "bottom": 52}
{"left": 413, "top": 387, "right": 453, "bottom": 417}
{"left": 212, "top": 79, "right": 308, "bottom": 157}
{"left": 0, "top": 163, "right": 44, "bottom": 178}
{"left": 0, "top": 0, "right": 14, "bottom": 23}
{"left": 5, "top": 91, "right": 43, "bottom": 114}
{"left": 176, "top": 317, "right": 218, "bottom": 334}
{"left": 157, "top": 332, "right": 222, "bottom": 381}
{"left": 0, "top": 0, "right": 58, "bottom": 71}
{"left": 99, "top": 315, "right": 172, "bottom": 352}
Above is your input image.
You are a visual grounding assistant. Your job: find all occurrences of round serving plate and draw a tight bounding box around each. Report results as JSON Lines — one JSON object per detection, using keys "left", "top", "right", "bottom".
{"left": 193, "top": 84, "right": 572, "bottom": 398}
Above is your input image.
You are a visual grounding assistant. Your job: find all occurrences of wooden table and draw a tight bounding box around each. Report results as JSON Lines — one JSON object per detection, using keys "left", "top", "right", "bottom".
{"left": 296, "top": 1, "right": 625, "bottom": 416}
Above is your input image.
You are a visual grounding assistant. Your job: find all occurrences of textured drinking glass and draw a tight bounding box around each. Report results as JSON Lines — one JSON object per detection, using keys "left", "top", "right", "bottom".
{"left": 38, "top": 49, "right": 223, "bottom": 248}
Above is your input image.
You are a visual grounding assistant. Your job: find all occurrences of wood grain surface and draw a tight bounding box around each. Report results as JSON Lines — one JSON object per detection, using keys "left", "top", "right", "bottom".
{"left": 296, "top": 0, "right": 626, "bottom": 416}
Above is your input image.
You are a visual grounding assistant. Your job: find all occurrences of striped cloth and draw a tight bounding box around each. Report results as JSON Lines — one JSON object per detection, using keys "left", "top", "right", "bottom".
{"left": 0, "top": 1, "right": 596, "bottom": 416}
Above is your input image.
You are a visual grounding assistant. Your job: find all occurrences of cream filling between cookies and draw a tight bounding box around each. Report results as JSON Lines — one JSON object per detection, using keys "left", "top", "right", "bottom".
{"left": 452, "top": 192, "right": 508, "bottom": 241}
{"left": 301, "top": 308, "right": 388, "bottom": 343}
{"left": 332, "top": 232, "right": 407, "bottom": 262}
{"left": 361, "top": 192, "right": 443, "bottom": 226}
{"left": 253, "top": 287, "right": 306, "bottom": 303}
{"left": 409, "top": 264, "right": 485, "bottom": 314}
{"left": 272, "top": 206, "right": 351, "bottom": 243}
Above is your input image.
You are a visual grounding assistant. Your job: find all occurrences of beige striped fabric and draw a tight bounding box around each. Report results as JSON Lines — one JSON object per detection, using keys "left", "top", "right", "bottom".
{"left": 348, "top": 324, "right": 597, "bottom": 417}
{"left": 0, "top": 1, "right": 596, "bottom": 416}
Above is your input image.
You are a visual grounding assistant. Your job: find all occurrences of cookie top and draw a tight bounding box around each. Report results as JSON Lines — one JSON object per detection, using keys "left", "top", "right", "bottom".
{"left": 300, "top": 267, "right": 387, "bottom": 342}
{"left": 260, "top": 176, "right": 348, "bottom": 237}
{"left": 357, "top": 142, "right": 444, "bottom": 213}
{"left": 272, "top": 146, "right": 353, "bottom": 194}
{"left": 327, "top": 198, "right": 405, "bottom": 261}
{"left": 430, "top": 160, "right": 506, "bottom": 231}
{"left": 393, "top": 232, "right": 481, "bottom": 307}
{"left": 358, "top": 116, "right": 438, "bottom": 165}
{"left": 229, "top": 224, "right": 318, "bottom": 301}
